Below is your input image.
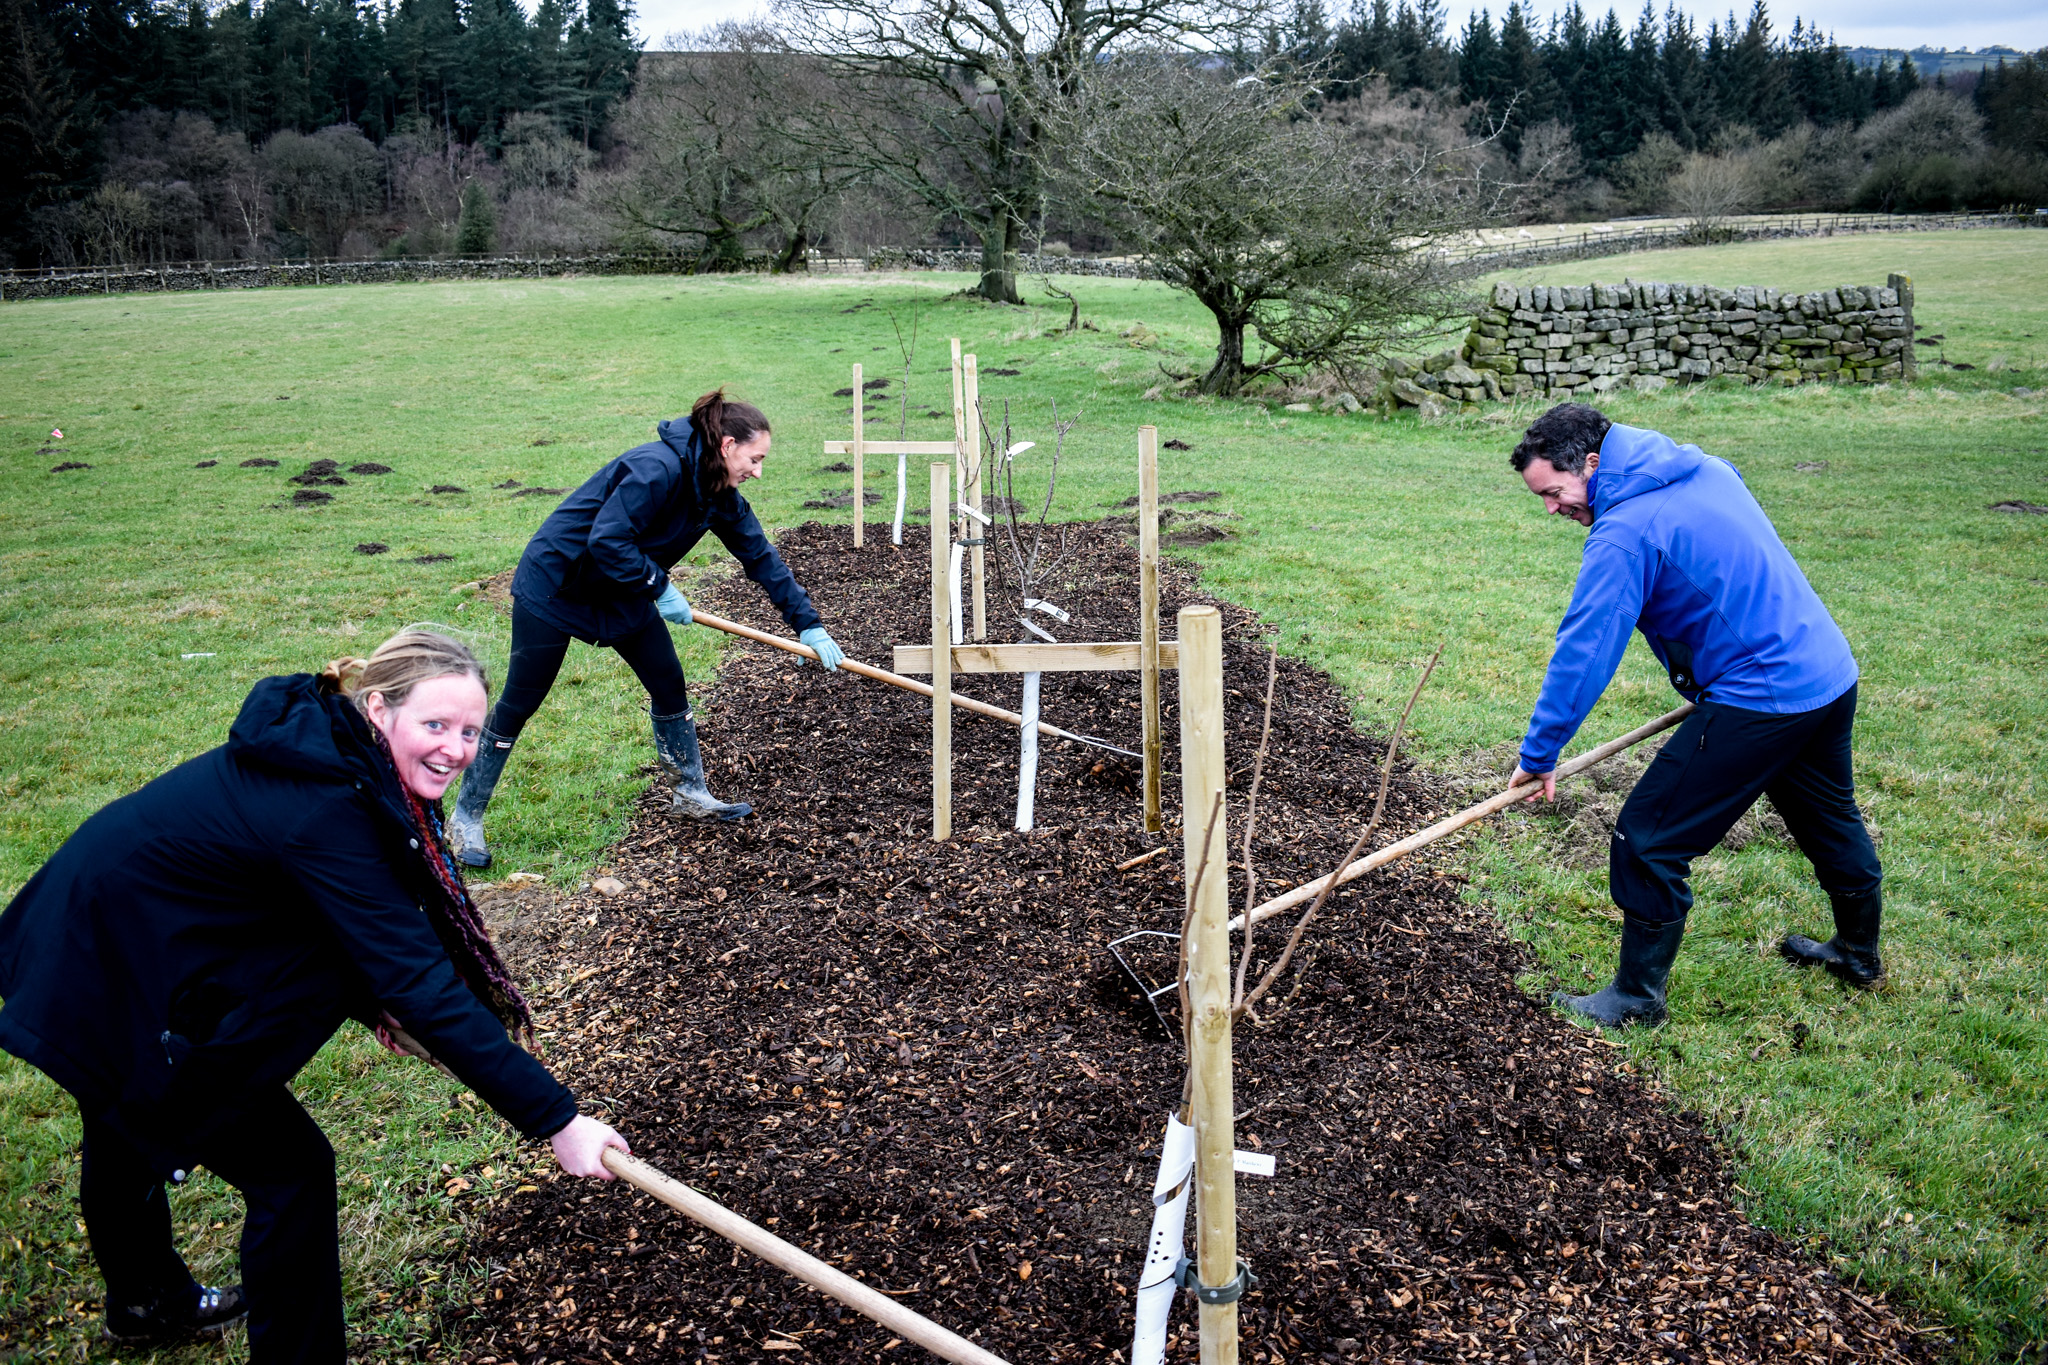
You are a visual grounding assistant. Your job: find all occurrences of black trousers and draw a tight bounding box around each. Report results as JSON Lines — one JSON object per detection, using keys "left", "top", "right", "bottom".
{"left": 1611, "top": 684, "right": 1882, "bottom": 923}
{"left": 80, "top": 1087, "right": 343, "bottom": 1363}
{"left": 490, "top": 600, "right": 690, "bottom": 738}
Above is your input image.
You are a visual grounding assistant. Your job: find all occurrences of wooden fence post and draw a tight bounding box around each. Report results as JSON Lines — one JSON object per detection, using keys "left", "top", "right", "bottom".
{"left": 931, "top": 463, "right": 953, "bottom": 841}
{"left": 949, "top": 338, "right": 967, "bottom": 515}
{"left": 1177, "top": 604, "right": 1237, "bottom": 1365}
{"left": 1139, "top": 426, "right": 1162, "bottom": 832}
{"left": 1890, "top": 272, "right": 1916, "bottom": 381}
{"left": 963, "top": 353, "right": 986, "bottom": 642}
{"left": 852, "top": 363, "right": 866, "bottom": 548}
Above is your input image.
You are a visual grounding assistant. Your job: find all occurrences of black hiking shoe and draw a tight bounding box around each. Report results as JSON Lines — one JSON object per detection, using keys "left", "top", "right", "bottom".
{"left": 1553, "top": 914, "right": 1687, "bottom": 1028}
{"left": 652, "top": 708, "right": 750, "bottom": 821}
{"left": 1781, "top": 888, "right": 1884, "bottom": 988}
{"left": 105, "top": 1284, "right": 248, "bottom": 1345}
{"left": 448, "top": 727, "right": 516, "bottom": 869}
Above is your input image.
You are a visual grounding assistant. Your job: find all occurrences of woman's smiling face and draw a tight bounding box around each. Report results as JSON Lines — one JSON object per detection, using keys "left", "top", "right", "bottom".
{"left": 364, "top": 673, "right": 488, "bottom": 801}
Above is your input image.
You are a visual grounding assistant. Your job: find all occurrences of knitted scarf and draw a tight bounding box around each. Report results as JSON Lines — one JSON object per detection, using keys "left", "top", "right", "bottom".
{"left": 369, "top": 728, "right": 536, "bottom": 1049}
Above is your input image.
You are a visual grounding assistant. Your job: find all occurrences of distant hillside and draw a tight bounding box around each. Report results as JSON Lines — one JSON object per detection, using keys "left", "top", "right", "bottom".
{"left": 1843, "top": 45, "right": 2036, "bottom": 77}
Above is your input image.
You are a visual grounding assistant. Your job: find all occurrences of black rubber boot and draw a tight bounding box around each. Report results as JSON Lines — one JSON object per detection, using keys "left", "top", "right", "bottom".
{"left": 651, "top": 708, "right": 751, "bottom": 821}
{"left": 1780, "top": 888, "right": 1884, "bottom": 988}
{"left": 105, "top": 1284, "right": 248, "bottom": 1345}
{"left": 447, "top": 728, "right": 515, "bottom": 869}
{"left": 1553, "top": 914, "right": 1687, "bottom": 1028}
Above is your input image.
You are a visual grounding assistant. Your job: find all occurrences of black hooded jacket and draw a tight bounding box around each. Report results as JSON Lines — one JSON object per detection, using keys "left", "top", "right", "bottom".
{"left": 509, "top": 417, "right": 821, "bottom": 642}
{"left": 0, "top": 675, "right": 578, "bottom": 1176}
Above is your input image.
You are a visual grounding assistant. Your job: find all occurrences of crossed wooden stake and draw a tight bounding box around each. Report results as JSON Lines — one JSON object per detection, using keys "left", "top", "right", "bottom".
{"left": 823, "top": 339, "right": 990, "bottom": 641}
{"left": 891, "top": 427, "right": 1168, "bottom": 837}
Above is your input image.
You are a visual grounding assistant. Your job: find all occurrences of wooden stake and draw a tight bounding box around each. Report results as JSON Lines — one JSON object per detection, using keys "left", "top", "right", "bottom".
{"left": 949, "top": 337, "right": 967, "bottom": 515}
{"left": 1177, "top": 604, "right": 1237, "bottom": 1365}
{"left": 601, "top": 1150, "right": 1008, "bottom": 1365}
{"left": 851, "top": 363, "right": 865, "bottom": 548}
{"left": 1139, "top": 425, "right": 1162, "bottom": 832}
{"left": 963, "top": 352, "right": 986, "bottom": 642}
{"left": 931, "top": 462, "right": 952, "bottom": 841}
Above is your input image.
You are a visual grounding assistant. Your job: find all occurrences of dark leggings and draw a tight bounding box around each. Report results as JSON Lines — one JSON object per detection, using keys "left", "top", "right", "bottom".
{"left": 490, "top": 601, "right": 690, "bottom": 738}
{"left": 82, "top": 1088, "right": 343, "bottom": 1362}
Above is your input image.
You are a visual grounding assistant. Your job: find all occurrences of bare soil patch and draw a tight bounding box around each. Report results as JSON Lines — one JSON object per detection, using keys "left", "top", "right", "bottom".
{"left": 460, "top": 523, "right": 1927, "bottom": 1365}
{"left": 804, "top": 490, "right": 886, "bottom": 510}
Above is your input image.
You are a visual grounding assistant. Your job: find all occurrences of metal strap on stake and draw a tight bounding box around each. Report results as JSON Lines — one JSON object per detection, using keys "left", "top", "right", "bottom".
{"left": 1233, "top": 703, "right": 1696, "bottom": 932}
{"left": 1174, "top": 1258, "right": 1257, "bottom": 1305}
{"left": 600, "top": 1150, "right": 1009, "bottom": 1365}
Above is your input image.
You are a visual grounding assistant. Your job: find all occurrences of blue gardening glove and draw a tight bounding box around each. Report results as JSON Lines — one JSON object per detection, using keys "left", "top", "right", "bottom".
{"left": 799, "top": 627, "right": 844, "bottom": 672}
{"left": 655, "top": 583, "right": 693, "bottom": 626}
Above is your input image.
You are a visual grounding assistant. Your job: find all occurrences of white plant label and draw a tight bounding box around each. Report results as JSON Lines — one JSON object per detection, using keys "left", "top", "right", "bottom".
{"left": 1233, "top": 1150, "right": 1277, "bottom": 1177}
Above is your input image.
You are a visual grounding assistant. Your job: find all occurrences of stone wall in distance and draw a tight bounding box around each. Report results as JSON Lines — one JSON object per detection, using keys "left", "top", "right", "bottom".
{"left": 1383, "top": 273, "right": 1917, "bottom": 411}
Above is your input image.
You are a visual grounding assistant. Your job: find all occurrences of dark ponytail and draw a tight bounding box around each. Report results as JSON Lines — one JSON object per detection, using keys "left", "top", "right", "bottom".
{"left": 690, "top": 388, "right": 771, "bottom": 492}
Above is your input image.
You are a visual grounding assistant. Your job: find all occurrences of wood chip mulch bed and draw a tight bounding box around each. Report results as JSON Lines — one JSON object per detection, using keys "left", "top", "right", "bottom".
{"left": 460, "top": 520, "right": 1930, "bottom": 1365}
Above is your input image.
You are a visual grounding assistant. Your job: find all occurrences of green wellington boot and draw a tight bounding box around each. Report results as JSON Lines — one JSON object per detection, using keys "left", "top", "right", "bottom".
{"left": 1553, "top": 914, "right": 1687, "bottom": 1028}
{"left": 651, "top": 708, "right": 751, "bottom": 821}
{"left": 1780, "top": 888, "right": 1884, "bottom": 989}
{"left": 447, "top": 728, "right": 515, "bottom": 869}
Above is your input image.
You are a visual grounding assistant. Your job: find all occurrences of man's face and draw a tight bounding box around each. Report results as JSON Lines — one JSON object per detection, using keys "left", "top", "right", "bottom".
{"left": 1522, "top": 451, "right": 1601, "bottom": 527}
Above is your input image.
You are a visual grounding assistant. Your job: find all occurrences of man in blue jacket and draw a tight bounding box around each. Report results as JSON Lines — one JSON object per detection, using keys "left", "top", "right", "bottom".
{"left": 1506, "top": 403, "right": 1884, "bottom": 1027}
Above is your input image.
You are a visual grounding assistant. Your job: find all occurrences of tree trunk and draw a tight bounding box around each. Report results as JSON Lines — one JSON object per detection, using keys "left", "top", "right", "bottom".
{"left": 770, "top": 224, "right": 810, "bottom": 273}
{"left": 977, "top": 213, "right": 1022, "bottom": 305}
{"left": 1199, "top": 310, "right": 1250, "bottom": 395}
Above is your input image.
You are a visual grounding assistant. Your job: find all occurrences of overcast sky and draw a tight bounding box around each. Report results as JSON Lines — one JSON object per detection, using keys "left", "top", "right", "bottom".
{"left": 626, "top": 0, "right": 2047, "bottom": 56}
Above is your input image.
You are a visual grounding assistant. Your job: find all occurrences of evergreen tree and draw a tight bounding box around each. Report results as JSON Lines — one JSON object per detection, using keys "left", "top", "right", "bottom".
{"left": 1975, "top": 50, "right": 2048, "bottom": 155}
{"left": 456, "top": 0, "right": 535, "bottom": 141}
{"left": 1657, "top": 6, "right": 1714, "bottom": 148}
{"left": 1496, "top": 1, "right": 1557, "bottom": 131}
{"left": 566, "top": 0, "right": 638, "bottom": 148}
{"left": 1458, "top": 9, "right": 1505, "bottom": 109}
{"left": 455, "top": 176, "right": 495, "bottom": 251}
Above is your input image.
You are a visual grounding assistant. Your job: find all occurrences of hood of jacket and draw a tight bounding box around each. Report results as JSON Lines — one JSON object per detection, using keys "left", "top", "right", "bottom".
{"left": 228, "top": 673, "right": 385, "bottom": 791}
{"left": 1591, "top": 422, "right": 1708, "bottom": 520}
{"left": 657, "top": 417, "right": 723, "bottom": 498}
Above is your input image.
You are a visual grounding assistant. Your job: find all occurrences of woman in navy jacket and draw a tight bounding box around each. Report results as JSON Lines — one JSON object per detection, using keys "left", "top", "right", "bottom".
{"left": 448, "top": 389, "right": 844, "bottom": 868}
{"left": 0, "top": 630, "right": 626, "bottom": 1358}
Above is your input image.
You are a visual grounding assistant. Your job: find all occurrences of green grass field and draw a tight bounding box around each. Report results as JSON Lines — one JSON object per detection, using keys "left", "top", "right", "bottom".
{"left": 2, "top": 228, "right": 2043, "bottom": 1359}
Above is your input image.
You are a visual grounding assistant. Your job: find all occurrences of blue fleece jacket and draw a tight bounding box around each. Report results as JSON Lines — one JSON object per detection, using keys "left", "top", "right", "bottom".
{"left": 1517, "top": 423, "right": 1858, "bottom": 773}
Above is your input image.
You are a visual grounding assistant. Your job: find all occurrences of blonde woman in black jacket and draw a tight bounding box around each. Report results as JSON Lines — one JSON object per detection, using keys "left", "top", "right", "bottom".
{"left": 0, "top": 630, "right": 625, "bottom": 1359}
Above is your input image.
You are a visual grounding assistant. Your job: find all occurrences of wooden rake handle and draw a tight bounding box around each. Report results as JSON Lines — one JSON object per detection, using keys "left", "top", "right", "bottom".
{"left": 1235, "top": 703, "right": 1697, "bottom": 930}
{"left": 600, "top": 1149, "right": 1009, "bottom": 1365}
{"left": 689, "top": 609, "right": 1106, "bottom": 748}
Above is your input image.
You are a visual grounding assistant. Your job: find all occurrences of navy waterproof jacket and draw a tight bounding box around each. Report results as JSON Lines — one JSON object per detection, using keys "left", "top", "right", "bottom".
{"left": 511, "top": 418, "right": 821, "bottom": 642}
{"left": 1518, "top": 423, "right": 1859, "bottom": 773}
{"left": 0, "top": 675, "right": 578, "bottom": 1177}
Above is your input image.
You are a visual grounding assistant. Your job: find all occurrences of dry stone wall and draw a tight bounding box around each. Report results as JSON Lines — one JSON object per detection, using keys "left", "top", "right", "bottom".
{"left": 1384, "top": 273, "right": 1917, "bottom": 411}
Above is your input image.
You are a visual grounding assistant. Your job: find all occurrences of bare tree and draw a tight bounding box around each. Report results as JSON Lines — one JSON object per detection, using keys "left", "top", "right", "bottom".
{"left": 1042, "top": 61, "right": 1501, "bottom": 395}
{"left": 772, "top": 0, "right": 1264, "bottom": 304}
{"left": 1669, "top": 151, "right": 1754, "bottom": 232}
{"left": 983, "top": 401, "right": 1079, "bottom": 831}
{"left": 607, "top": 26, "right": 867, "bottom": 271}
